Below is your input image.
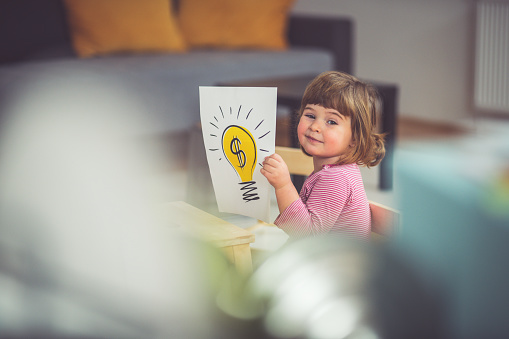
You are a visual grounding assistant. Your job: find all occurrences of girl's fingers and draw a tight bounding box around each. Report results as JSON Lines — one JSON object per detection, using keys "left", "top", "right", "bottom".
{"left": 271, "top": 153, "right": 283, "bottom": 162}
{"left": 263, "top": 156, "right": 280, "bottom": 166}
{"left": 262, "top": 154, "right": 286, "bottom": 173}
{"left": 260, "top": 166, "right": 274, "bottom": 178}
{"left": 262, "top": 158, "right": 271, "bottom": 168}
{"left": 264, "top": 154, "right": 279, "bottom": 162}
{"left": 262, "top": 160, "right": 279, "bottom": 175}
{"left": 262, "top": 163, "right": 274, "bottom": 173}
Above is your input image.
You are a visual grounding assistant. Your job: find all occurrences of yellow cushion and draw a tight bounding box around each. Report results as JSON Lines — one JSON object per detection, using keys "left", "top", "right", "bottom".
{"left": 178, "top": 0, "right": 295, "bottom": 50}
{"left": 64, "top": 0, "right": 187, "bottom": 58}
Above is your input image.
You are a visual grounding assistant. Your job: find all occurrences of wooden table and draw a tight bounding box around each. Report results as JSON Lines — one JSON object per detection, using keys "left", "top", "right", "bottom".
{"left": 163, "top": 201, "right": 255, "bottom": 275}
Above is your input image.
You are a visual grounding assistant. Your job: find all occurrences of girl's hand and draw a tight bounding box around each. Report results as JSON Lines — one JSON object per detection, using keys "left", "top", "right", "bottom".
{"left": 260, "top": 153, "right": 292, "bottom": 190}
{"left": 261, "top": 153, "right": 300, "bottom": 214}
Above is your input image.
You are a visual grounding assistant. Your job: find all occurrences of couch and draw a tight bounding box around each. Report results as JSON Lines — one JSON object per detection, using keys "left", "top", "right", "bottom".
{"left": 0, "top": 1, "right": 352, "bottom": 142}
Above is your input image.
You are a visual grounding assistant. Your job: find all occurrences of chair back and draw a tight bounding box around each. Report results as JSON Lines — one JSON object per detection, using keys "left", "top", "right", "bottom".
{"left": 369, "top": 201, "right": 400, "bottom": 238}
{"left": 275, "top": 146, "right": 314, "bottom": 176}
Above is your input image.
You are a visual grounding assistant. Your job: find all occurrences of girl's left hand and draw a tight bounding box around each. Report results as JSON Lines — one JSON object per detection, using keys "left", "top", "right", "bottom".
{"left": 260, "top": 153, "right": 292, "bottom": 190}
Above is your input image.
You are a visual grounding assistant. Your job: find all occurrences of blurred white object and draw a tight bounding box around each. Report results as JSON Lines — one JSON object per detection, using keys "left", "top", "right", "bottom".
{"left": 250, "top": 225, "right": 289, "bottom": 252}
{"left": 242, "top": 237, "right": 446, "bottom": 339}
{"left": 0, "top": 70, "right": 227, "bottom": 338}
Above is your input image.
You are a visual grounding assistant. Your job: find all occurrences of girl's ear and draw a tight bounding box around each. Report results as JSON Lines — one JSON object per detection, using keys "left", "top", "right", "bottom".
{"left": 349, "top": 138, "right": 356, "bottom": 148}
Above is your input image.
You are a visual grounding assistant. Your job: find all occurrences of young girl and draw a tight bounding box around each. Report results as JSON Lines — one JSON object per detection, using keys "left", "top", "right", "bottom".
{"left": 261, "top": 71, "right": 385, "bottom": 240}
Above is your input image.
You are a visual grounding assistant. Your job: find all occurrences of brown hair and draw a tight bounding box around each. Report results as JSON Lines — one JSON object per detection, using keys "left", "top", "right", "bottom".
{"left": 298, "top": 71, "right": 385, "bottom": 167}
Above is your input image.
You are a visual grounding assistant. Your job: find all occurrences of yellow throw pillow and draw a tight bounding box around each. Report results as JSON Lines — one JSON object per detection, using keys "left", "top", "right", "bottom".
{"left": 178, "top": 0, "right": 295, "bottom": 50}
{"left": 64, "top": 0, "right": 187, "bottom": 57}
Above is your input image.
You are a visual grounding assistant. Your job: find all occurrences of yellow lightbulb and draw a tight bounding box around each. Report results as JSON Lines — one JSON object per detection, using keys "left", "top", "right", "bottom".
{"left": 222, "top": 125, "right": 257, "bottom": 182}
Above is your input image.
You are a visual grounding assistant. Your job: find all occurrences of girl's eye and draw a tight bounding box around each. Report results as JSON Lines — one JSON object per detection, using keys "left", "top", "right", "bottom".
{"left": 304, "top": 113, "right": 315, "bottom": 119}
{"left": 327, "top": 120, "right": 338, "bottom": 125}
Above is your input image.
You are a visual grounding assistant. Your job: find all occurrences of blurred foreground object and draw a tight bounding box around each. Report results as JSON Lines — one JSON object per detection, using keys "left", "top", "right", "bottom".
{"left": 396, "top": 132, "right": 509, "bottom": 339}
{"left": 0, "top": 70, "right": 233, "bottom": 338}
{"left": 229, "top": 237, "right": 446, "bottom": 339}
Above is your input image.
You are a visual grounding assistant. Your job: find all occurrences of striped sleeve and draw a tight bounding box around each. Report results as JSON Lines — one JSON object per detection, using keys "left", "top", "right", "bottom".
{"left": 274, "top": 169, "right": 351, "bottom": 238}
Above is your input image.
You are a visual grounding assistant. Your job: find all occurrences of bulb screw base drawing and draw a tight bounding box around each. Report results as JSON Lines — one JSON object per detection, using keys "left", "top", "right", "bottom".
{"left": 239, "top": 181, "right": 259, "bottom": 201}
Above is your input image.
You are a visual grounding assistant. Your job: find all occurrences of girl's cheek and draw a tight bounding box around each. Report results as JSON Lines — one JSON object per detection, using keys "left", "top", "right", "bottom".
{"left": 296, "top": 118, "right": 306, "bottom": 137}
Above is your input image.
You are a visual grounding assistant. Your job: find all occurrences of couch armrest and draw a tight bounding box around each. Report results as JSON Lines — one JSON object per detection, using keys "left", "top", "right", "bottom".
{"left": 287, "top": 14, "right": 353, "bottom": 74}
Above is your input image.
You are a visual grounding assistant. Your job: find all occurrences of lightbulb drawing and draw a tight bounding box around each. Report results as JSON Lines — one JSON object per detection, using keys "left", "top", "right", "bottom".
{"left": 222, "top": 125, "right": 259, "bottom": 201}
{"left": 205, "top": 103, "right": 272, "bottom": 203}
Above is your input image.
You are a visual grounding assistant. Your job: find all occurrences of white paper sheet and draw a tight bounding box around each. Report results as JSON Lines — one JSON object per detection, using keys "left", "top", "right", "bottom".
{"left": 199, "top": 86, "right": 277, "bottom": 222}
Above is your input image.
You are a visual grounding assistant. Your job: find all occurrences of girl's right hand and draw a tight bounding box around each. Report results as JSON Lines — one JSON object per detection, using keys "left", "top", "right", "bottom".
{"left": 260, "top": 153, "right": 292, "bottom": 190}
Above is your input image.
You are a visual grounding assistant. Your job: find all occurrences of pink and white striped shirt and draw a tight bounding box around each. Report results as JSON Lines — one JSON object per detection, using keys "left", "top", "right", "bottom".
{"left": 274, "top": 163, "right": 371, "bottom": 240}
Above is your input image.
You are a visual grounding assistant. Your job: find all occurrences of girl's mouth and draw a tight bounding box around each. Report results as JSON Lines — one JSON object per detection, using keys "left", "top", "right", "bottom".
{"left": 306, "top": 135, "right": 322, "bottom": 143}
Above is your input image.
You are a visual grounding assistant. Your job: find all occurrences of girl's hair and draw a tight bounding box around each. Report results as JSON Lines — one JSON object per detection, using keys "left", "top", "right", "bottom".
{"left": 298, "top": 71, "right": 385, "bottom": 167}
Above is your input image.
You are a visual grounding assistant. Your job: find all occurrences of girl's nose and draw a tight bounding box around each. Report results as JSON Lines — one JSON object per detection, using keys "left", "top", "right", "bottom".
{"left": 310, "top": 120, "right": 321, "bottom": 132}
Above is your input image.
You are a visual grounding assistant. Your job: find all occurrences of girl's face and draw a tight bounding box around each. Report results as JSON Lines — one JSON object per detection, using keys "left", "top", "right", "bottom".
{"left": 297, "top": 104, "right": 354, "bottom": 164}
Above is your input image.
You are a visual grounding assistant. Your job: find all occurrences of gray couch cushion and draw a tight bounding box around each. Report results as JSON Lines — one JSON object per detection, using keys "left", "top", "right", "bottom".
{"left": 0, "top": 48, "right": 333, "bottom": 136}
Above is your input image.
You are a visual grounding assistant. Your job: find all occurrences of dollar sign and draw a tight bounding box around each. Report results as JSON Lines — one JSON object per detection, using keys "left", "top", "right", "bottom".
{"left": 230, "top": 137, "right": 246, "bottom": 168}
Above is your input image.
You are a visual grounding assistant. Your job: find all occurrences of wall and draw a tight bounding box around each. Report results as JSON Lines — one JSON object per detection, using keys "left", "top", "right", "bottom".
{"left": 292, "top": 0, "right": 476, "bottom": 125}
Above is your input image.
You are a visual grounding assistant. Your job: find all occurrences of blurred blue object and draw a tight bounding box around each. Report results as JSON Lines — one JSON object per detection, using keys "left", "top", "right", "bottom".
{"left": 395, "top": 136, "right": 509, "bottom": 339}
